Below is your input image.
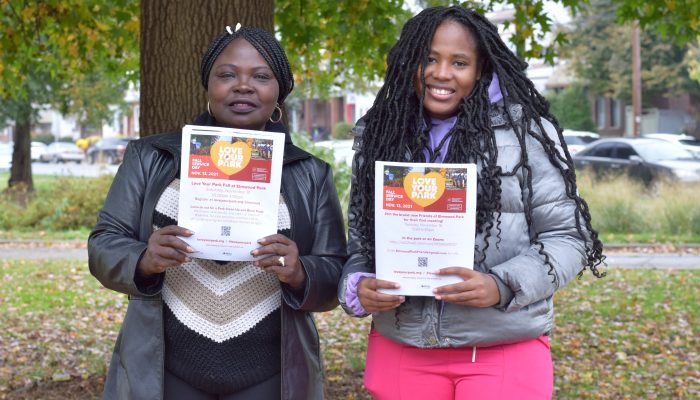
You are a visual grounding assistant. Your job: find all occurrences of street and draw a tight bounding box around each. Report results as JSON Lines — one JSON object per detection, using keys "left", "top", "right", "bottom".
{"left": 31, "top": 161, "right": 119, "bottom": 177}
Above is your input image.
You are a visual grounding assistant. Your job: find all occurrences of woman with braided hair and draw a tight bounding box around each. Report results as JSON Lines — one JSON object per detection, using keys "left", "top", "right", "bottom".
{"left": 90, "top": 25, "right": 346, "bottom": 400}
{"left": 338, "top": 6, "right": 605, "bottom": 399}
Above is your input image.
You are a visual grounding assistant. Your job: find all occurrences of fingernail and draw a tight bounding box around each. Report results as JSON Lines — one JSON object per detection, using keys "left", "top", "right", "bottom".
{"left": 186, "top": 246, "right": 194, "bottom": 253}
{"left": 250, "top": 250, "right": 257, "bottom": 256}
{"left": 257, "top": 238, "right": 264, "bottom": 244}
{"left": 399, "top": 296, "right": 405, "bottom": 302}
{"left": 186, "top": 230, "right": 194, "bottom": 235}
{"left": 434, "top": 295, "right": 442, "bottom": 300}
{"left": 184, "top": 257, "right": 191, "bottom": 262}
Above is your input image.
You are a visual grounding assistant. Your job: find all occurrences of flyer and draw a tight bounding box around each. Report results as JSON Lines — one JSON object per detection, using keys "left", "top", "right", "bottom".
{"left": 374, "top": 161, "right": 477, "bottom": 296}
{"left": 178, "top": 125, "right": 285, "bottom": 261}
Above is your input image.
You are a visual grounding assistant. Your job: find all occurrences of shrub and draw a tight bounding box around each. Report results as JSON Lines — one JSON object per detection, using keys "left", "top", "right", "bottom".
{"left": 331, "top": 121, "right": 353, "bottom": 140}
{"left": 548, "top": 83, "right": 596, "bottom": 132}
{"left": 0, "top": 175, "right": 113, "bottom": 230}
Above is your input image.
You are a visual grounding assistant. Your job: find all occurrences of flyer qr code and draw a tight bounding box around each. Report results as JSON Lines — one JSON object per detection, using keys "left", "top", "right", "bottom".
{"left": 221, "top": 226, "right": 231, "bottom": 236}
{"left": 417, "top": 257, "right": 428, "bottom": 267}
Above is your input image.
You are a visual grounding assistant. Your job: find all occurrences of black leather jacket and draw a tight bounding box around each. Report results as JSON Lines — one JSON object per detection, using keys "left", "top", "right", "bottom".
{"left": 89, "top": 117, "right": 346, "bottom": 400}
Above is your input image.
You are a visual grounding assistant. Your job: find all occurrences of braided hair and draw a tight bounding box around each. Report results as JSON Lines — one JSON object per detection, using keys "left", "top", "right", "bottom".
{"left": 352, "top": 6, "right": 605, "bottom": 278}
{"left": 200, "top": 26, "right": 294, "bottom": 105}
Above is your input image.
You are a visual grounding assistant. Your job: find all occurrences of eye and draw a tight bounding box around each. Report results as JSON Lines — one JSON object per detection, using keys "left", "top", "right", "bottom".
{"left": 454, "top": 60, "right": 468, "bottom": 68}
{"left": 427, "top": 57, "right": 437, "bottom": 64}
{"left": 254, "top": 73, "right": 272, "bottom": 81}
{"left": 217, "top": 72, "right": 235, "bottom": 79}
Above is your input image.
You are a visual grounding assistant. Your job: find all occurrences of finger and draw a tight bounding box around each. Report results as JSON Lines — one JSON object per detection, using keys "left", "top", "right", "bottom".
{"left": 257, "top": 234, "right": 291, "bottom": 246}
{"left": 157, "top": 235, "right": 195, "bottom": 254}
{"left": 158, "top": 225, "right": 194, "bottom": 237}
{"left": 438, "top": 292, "right": 480, "bottom": 305}
{"left": 433, "top": 281, "right": 471, "bottom": 296}
{"left": 364, "top": 278, "right": 401, "bottom": 290}
{"left": 251, "top": 242, "right": 288, "bottom": 257}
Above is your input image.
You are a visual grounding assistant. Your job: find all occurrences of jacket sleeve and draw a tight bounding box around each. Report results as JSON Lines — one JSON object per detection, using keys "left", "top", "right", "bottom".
{"left": 282, "top": 160, "right": 347, "bottom": 313}
{"left": 489, "top": 118, "right": 587, "bottom": 311}
{"left": 337, "top": 119, "right": 376, "bottom": 316}
{"left": 88, "top": 141, "right": 160, "bottom": 297}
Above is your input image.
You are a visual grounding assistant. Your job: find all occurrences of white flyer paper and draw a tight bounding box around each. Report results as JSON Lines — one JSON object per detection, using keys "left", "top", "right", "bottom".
{"left": 375, "top": 161, "right": 477, "bottom": 296}
{"left": 178, "top": 125, "right": 285, "bottom": 261}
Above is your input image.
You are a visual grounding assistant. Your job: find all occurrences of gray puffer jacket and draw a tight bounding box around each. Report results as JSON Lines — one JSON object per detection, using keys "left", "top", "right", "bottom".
{"left": 339, "top": 104, "right": 588, "bottom": 348}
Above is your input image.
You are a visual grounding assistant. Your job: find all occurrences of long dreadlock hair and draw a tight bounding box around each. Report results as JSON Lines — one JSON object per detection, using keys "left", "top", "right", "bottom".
{"left": 352, "top": 6, "right": 605, "bottom": 279}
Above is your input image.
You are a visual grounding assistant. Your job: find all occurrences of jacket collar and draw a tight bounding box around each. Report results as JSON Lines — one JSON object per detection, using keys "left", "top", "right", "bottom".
{"left": 154, "top": 113, "right": 311, "bottom": 165}
{"left": 489, "top": 102, "right": 523, "bottom": 128}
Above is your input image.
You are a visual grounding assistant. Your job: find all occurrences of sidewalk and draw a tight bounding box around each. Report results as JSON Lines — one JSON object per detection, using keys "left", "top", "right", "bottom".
{"left": 2, "top": 240, "right": 700, "bottom": 269}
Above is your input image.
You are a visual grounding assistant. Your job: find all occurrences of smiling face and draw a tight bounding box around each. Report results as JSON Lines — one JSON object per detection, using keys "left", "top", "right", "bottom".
{"left": 207, "top": 38, "right": 280, "bottom": 130}
{"left": 415, "top": 20, "right": 481, "bottom": 120}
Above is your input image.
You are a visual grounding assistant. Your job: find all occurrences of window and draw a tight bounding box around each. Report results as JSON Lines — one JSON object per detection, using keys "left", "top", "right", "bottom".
{"left": 596, "top": 97, "right": 606, "bottom": 129}
{"left": 587, "top": 142, "right": 615, "bottom": 158}
{"left": 610, "top": 100, "right": 621, "bottom": 128}
{"left": 614, "top": 144, "right": 636, "bottom": 160}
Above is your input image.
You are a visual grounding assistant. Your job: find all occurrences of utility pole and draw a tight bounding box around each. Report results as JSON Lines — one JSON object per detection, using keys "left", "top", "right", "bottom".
{"left": 631, "top": 22, "right": 642, "bottom": 137}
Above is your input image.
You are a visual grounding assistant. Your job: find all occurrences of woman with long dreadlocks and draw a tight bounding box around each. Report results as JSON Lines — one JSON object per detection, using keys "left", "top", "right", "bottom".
{"left": 338, "top": 6, "right": 605, "bottom": 399}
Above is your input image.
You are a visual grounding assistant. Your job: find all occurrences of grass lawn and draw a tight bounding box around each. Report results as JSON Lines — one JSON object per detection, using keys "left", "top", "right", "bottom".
{"left": 0, "top": 259, "right": 697, "bottom": 399}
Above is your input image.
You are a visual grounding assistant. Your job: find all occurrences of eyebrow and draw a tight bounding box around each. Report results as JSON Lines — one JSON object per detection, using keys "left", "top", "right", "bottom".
{"left": 429, "top": 50, "right": 473, "bottom": 60}
{"left": 214, "top": 64, "right": 272, "bottom": 71}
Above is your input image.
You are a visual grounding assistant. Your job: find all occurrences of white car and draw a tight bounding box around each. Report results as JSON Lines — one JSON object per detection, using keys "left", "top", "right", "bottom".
{"left": 642, "top": 133, "right": 700, "bottom": 158}
{"left": 31, "top": 142, "right": 48, "bottom": 162}
{"left": 562, "top": 129, "right": 600, "bottom": 155}
{"left": 314, "top": 139, "right": 355, "bottom": 166}
{"left": 0, "top": 143, "right": 12, "bottom": 172}
{"left": 40, "top": 142, "right": 84, "bottom": 163}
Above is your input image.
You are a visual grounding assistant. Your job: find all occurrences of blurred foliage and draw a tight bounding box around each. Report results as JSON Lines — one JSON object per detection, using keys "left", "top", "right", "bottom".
{"left": 0, "top": 0, "right": 139, "bottom": 189}
{"left": 291, "top": 132, "right": 352, "bottom": 222}
{"left": 0, "top": 175, "right": 113, "bottom": 230}
{"left": 331, "top": 121, "right": 353, "bottom": 140}
{"left": 566, "top": 0, "right": 700, "bottom": 105}
{"left": 276, "top": 0, "right": 411, "bottom": 97}
{"left": 548, "top": 83, "right": 596, "bottom": 131}
{"left": 577, "top": 172, "right": 700, "bottom": 239}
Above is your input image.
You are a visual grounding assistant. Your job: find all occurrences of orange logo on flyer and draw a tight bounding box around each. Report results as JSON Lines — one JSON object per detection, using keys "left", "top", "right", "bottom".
{"left": 403, "top": 172, "right": 445, "bottom": 207}
{"left": 210, "top": 141, "right": 251, "bottom": 175}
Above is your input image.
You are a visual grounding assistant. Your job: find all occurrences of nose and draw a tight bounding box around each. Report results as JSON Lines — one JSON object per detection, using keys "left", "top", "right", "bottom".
{"left": 233, "top": 74, "right": 254, "bottom": 93}
{"left": 433, "top": 61, "right": 451, "bottom": 80}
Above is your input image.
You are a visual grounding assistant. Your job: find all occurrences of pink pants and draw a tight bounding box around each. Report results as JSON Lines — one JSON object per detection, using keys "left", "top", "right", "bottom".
{"left": 364, "top": 330, "right": 553, "bottom": 400}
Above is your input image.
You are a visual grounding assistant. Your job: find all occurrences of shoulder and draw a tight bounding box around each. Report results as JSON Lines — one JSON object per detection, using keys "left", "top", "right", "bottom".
{"left": 130, "top": 131, "right": 182, "bottom": 154}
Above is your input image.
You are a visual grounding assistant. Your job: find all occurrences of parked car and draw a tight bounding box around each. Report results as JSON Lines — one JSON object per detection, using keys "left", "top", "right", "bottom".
{"left": 573, "top": 137, "right": 700, "bottom": 184}
{"left": 86, "top": 137, "right": 134, "bottom": 164}
{"left": 641, "top": 133, "right": 700, "bottom": 158}
{"left": 314, "top": 139, "right": 355, "bottom": 166}
{"left": 40, "top": 142, "right": 84, "bottom": 163}
{"left": 0, "top": 143, "right": 12, "bottom": 172}
{"left": 562, "top": 129, "right": 599, "bottom": 155}
{"left": 30, "top": 142, "right": 48, "bottom": 162}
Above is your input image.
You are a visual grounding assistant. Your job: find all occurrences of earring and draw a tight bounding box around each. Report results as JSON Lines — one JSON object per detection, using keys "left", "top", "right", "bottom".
{"left": 207, "top": 101, "right": 212, "bottom": 116}
{"left": 269, "top": 104, "right": 282, "bottom": 123}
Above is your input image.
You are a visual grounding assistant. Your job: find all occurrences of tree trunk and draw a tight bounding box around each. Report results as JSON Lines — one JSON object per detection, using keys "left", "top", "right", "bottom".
{"left": 140, "top": 0, "right": 274, "bottom": 137}
{"left": 8, "top": 104, "right": 34, "bottom": 194}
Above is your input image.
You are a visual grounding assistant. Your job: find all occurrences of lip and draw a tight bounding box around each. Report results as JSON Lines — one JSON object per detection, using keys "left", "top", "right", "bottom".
{"left": 227, "top": 98, "right": 258, "bottom": 113}
{"left": 426, "top": 85, "right": 456, "bottom": 101}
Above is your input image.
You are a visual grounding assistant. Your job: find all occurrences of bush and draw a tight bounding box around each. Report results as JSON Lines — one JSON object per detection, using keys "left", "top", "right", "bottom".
{"left": 331, "top": 121, "right": 353, "bottom": 140}
{"left": 292, "top": 132, "right": 352, "bottom": 223}
{"left": 0, "top": 175, "right": 113, "bottom": 230}
{"left": 548, "top": 84, "right": 596, "bottom": 132}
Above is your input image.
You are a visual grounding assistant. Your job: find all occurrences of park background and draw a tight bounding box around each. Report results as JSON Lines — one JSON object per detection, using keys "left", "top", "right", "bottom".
{"left": 1, "top": 0, "right": 700, "bottom": 398}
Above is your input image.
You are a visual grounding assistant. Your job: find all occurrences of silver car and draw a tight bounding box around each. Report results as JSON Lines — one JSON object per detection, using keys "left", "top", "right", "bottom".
{"left": 573, "top": 138, "right": 700, "bottom": 184}
{"left": 40, "top": 142, "right": 84, "bottom": 163}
